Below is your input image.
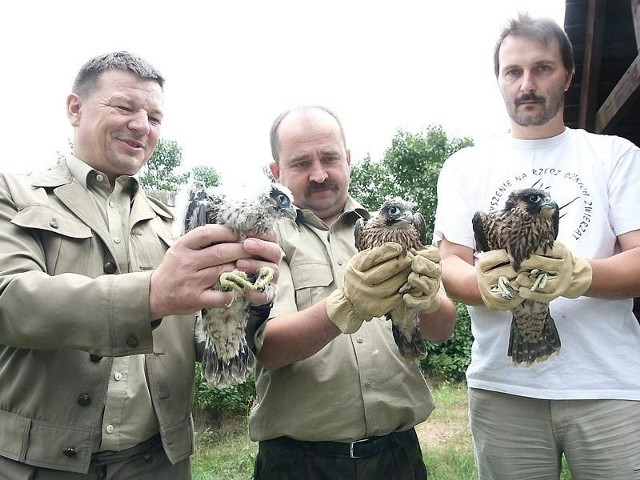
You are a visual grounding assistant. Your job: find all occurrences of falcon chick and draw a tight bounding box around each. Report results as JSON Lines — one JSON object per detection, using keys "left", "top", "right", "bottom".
{"left": 175, "top": 179, "right": 295, "bottom": 386}
{"left": 472, "top": 188, "right": 560, "bottom": 365}
{"left": 354, "top": 196, "right": 428, "bottom": 361}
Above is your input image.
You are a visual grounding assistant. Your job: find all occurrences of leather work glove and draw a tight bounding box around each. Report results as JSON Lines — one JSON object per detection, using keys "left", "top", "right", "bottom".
{"left": 401, "top": 247, "right": 442, "bottom": 314}
{"left": 326, "top": 243, "right": 412, "bottom": 334}
{"left": 476, "top": 249, "right": 524, "bottom": 311}
{"left": 515, "top": 241, "right": 592, "bottom": 303}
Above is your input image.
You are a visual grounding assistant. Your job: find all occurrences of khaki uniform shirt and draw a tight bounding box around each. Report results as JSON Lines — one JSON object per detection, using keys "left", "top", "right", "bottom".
{"left": 0, "top": 160, "right": 199, "bottom": 473}
{"left": 67, "top": 157, "right": 159, "bottom": 451}
{"left": 249, "top": 196, "right": 435, "bottom": 443}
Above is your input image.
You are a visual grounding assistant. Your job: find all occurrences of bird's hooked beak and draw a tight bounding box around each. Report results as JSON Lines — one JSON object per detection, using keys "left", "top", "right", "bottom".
{"left": 539, "top": 198, "right": 559, "bottom": 217}
{"left": 282, "top": 204, "right": 297, "bottom": 220}
{"left": 391, "top": 210, "right": 413, "bottom": 225}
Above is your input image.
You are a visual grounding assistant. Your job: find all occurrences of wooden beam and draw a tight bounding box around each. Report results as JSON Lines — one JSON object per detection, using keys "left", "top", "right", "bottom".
{"left": 595, "top": 54, "right": 640, "bottom": 132}
{"left": 632, "top": 0, "right": 640, "bottom": 49}
{"left": 578, "top": 0, "right": 607, "bottom": 131}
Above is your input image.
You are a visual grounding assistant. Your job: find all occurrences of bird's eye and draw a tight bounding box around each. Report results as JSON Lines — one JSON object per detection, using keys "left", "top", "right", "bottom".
{"left": 528, "top": 194, "right": 541, "bottom": 203}
{"left": 277, "top": 194, "right": 290, "bottom": 207}
{"left": 388, "top": 206, "right": 400, "bottom": 216}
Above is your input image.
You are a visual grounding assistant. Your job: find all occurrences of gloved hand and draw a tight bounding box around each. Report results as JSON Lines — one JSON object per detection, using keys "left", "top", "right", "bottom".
{"left": 476, "top": 249, "right": 524, "bottom": 310}
{"left": 402, "top": 247, "right": 442, "bottom": 314}
{"left": 326, "top": 243, "right": 412, "bottom": 333}
{"left": 515, "top": 241, "right": 592, "bottom": 303}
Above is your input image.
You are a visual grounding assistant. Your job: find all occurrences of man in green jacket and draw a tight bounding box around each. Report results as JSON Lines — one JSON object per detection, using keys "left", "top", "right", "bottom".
{"left": 0, "top": 51, "right": 281, "bottom": 479}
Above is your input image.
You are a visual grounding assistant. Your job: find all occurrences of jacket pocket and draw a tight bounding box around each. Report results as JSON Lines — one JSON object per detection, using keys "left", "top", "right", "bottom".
{"left": 291, "top": 263, "right": 334, "bottom": 310}
{"left": 12, "top": 206, "right": 93, "bottom": 275}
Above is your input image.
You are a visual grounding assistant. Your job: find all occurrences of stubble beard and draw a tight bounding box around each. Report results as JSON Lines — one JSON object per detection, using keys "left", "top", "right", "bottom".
{"left": 507, "top": 89, "right": 565, "bottom": 127}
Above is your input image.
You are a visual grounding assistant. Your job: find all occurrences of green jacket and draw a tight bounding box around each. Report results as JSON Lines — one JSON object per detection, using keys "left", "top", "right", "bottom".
{"left": 0, "top": 163, "right": 199, "bottom": 473}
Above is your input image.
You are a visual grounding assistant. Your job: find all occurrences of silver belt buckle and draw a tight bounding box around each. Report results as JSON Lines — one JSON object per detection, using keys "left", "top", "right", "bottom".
{"left": 349, "top": 438, "right": 369, "bottom": 458}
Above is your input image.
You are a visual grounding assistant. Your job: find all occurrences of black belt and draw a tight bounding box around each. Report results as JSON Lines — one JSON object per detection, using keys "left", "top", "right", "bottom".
{"left": 280, "top": 429, "right": 412, "bottom": 459}
{"left": 91, "top": 433, "right": 162, "bottom": 467}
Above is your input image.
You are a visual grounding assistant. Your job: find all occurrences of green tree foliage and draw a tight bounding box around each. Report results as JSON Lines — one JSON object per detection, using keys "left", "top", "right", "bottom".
{"left": 350, "top": 124, "right": 473, "bottom": 243}
{"left": 190, "top": 165, "right": 221, "bottom": 188}
{"left": 139, "top": 138, "right": 189, "bottom": 190}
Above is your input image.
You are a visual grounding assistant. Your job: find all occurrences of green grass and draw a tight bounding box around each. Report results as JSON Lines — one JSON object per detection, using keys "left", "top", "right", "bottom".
{"left": 192, "top": 412, "right": 256, "bottom": 480}
{"left": 192, "top": 382, "right": 572, "bottom": 480}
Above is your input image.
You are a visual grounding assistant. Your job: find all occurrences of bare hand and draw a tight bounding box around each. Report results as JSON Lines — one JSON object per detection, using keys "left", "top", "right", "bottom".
{"left": 149, "top": 225, "right": 280, "bottom": 318}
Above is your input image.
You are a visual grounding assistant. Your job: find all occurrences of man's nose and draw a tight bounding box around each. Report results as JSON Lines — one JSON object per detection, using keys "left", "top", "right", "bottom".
{"left": 128, "top": 111, "right": 151, "bottom": 134}
{"left": 520, "top": 71, "right": 536, "bottom": 93}
{"left": 309, "top": 164, "right": 328, "bottom": 183}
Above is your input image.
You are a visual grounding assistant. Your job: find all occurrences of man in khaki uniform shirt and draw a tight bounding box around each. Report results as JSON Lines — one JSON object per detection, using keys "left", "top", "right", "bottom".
{"left": 249, "top": 106, "right": 458, "bottom": 480}
{"left": 0, "top": 51, "right": 281, "bottom": 479}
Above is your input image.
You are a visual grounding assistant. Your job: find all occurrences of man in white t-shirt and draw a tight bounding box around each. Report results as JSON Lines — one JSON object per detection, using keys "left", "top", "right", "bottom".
{"left": 433, "top": 13, "right": 640, "bottom": 480}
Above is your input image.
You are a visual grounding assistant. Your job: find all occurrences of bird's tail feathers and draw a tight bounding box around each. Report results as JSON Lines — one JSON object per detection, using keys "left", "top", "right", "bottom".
{"left": 391, "top": 322, "right": 428, "bottom": 362}
{"left": 201, "top": 337, "right": 256, "bottom": 387}
{"left": 508, "top": 301, "right": 561, "bottom": 366}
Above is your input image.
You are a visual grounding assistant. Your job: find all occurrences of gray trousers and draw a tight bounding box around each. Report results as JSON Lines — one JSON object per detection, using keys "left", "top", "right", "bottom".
{"left": 469, "top": 387, "right": 640, "bottom": 480}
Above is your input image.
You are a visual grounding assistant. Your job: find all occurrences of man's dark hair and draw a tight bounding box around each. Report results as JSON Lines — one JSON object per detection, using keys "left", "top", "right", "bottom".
{"left": 269, "top": 105, "right": 346, "bottom": 163}
{"left": 493, "top": 13, "right": 575, "bottom": 78}
{"left": 72, "top": 51, "right": 165, "bottom": 97}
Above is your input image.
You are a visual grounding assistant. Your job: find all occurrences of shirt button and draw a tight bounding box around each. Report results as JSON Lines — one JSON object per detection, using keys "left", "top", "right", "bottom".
{"left": 49, "top": 218, "right": 59, "bottom": 229}
{"left": 126, "top": 336, "right": 139, "bottom": 348}
{"left": 62, "top": 447, "right": 77, "bottom": 457}
{"left": 356, "top": 337, "right": 363, "bottom": 343}
{"left": 364, "top": 381, "right": 372, "bottom": 388}
{"left": 108, "top": 201, "right": 115, "bottom": 208}
{"left": 113, "top": 237, "right": 121, "bottom": 244}
{"left": 103, "top": 261, "right": 117, "bottom": 274}
{"left": 96, "top": 174, "right": 104, "bottom": 182}
{"left": 114, "top": 372, "right": 123, "bottom": 381}
{"left": 106, "top": 425, "right": 114, "bottom": 434}
{"left": 77, "top": 394, "right": 91, "bottom": 406}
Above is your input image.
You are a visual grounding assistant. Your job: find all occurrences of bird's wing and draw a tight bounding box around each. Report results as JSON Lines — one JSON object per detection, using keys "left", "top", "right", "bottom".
{"left": 413, "top": 212, "right": 427, "bottom": 246}
{"left": 354, "top": 217, "right": 366, "bottom": 250}
{"left": 472, "top": 211, "right": 491, "bottom": 253}
{"left": 551, "top": 209, "right": 560, "bottom": 241}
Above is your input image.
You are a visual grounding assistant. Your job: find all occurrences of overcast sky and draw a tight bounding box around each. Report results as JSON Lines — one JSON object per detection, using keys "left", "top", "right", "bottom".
{"left": 2, "top": 1, "right": 565, "bottom": 185}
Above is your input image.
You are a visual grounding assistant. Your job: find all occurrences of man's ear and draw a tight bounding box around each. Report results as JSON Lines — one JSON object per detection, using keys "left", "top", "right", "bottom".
{"left": 564, "top": 70, "right": 573, "bottom": 92}
{"left": 269, "top": 161, "right": 280, "bottom": 181}
{"left": 67, "top": 93, "right": 82, "bottom": 126}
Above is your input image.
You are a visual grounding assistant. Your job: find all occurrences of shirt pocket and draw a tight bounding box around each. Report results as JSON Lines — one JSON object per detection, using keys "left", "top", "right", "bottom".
{"left": 290, "top": 262, "right": 334, "bottom": 311}
{"left": 12, "top": 205, "right": 93, "bottom": 275}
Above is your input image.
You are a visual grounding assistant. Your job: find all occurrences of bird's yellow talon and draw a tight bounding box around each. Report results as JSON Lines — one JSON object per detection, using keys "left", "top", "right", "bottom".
{"left": 219, "top": 270, "right": 253, "bottom": 293}
{"left": 254, "top": 266, "right": 274, "bottom": 291}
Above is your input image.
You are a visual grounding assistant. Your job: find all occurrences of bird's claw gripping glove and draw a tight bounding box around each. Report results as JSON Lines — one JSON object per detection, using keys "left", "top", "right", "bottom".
{"left": 402, "top": 247, "right": 442, "bottom": 313}
{"left": 476, "top": 249, "right": 524, "bottom": 310}
{"left": 515, "top": 241, "right": 592, "bottom": 303}
{"left": 326, "top": 242, "right": 412, "bottom": 334}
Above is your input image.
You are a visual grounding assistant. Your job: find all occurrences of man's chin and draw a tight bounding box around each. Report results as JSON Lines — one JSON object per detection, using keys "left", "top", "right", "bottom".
{"left": 305, "top": 191, "right": 340, "bottom": 211}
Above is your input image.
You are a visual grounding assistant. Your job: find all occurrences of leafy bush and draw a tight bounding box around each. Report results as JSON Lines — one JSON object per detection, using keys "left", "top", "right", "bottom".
{"left": 193, "top": 363, "right": 256, "bottom": 419}
{"left": 422, "top": 303, "right": 473, "bottom": 383}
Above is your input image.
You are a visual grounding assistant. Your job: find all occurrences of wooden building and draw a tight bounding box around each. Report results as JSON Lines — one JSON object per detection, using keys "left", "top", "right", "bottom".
{"left": 563, "top": 0, "right": 639, "bottom": 318}
{"left": 564, "top": 0, "right": 639, "bottom": 145}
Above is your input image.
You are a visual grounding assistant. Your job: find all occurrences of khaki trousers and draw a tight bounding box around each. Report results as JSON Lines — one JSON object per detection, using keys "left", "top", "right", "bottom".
{"left": 469, "top": 387, "right": 640, "bottom": 480}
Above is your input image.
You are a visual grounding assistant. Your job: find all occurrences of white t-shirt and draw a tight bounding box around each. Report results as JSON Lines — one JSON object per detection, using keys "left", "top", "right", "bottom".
{"left": 433, "top": 127, "right": 640, "bottom": 400}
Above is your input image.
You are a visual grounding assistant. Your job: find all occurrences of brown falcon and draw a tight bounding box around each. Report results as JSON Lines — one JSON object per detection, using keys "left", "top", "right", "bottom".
{"left": 175, "top": 179, "right": 295, "bottom": 386}
{"left": 354, "top": 196, "right": 428, "bottom": 361}
{"left": 472, "top": 188, "right": 560, "bottom": 365}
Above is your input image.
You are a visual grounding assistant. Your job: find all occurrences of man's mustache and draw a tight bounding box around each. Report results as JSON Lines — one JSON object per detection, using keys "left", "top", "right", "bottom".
{"left": 305, "top": 181, "right": 339, "bottom": 195}
{"left": 516, "top": 93, "right": 545, "bottom": 105}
